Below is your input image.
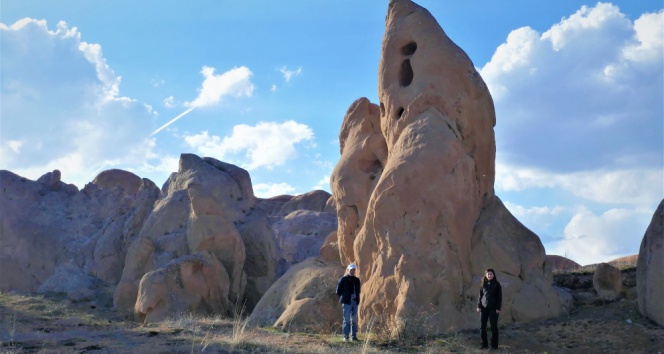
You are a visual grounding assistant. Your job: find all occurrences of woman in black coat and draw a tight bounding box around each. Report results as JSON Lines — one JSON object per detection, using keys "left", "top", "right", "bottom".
{"left": 477, "top": 268, "right": 502, "bottom": 350}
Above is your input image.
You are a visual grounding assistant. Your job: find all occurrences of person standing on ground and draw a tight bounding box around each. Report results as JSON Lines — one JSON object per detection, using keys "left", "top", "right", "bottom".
{"left": 336, "top": 263, "right": 361, "bottom": 342}
{"left": 477, "top": 268, "right": 502, "bottom": 350}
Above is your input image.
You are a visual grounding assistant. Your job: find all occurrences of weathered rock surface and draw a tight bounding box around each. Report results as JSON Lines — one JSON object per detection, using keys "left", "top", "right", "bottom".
{"left": 637, "top": 199, "right": 664, "bottom": 326}
{"left": 0, "top": 169, "right": 159, "bottom": 293}
{"left": 113, "top": 154, "right": 277, "bottom": 322}
{"left": 247, "top": 257, "right": 341, "bottom": 333}
{"left": 322, "top": 0, "right": 567, "bottom": 336}
{"left": 280, "top": 190, "right": 331, "bottom": 215}
{"left": 593, "top": 263, "right": 622, "bottom": 301}
{"left": 92, "top": 169, "right": 143, "bottom": 195}
{"left": 272, "top": 210, "right": 337, "bottom": 276}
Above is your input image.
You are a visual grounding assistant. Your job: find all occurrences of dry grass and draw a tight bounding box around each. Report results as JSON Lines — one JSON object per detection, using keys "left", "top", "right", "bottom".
{"left": 0, "top": 267, "right": 661, "bottom": 354}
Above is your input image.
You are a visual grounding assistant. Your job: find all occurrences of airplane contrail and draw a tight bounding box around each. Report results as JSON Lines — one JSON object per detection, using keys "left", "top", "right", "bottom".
{"left": 150, "top": 106, "right": 196, "bottom": 136}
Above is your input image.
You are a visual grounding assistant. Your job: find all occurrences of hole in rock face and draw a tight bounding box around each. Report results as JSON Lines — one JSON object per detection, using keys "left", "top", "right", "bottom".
{"left": 380, "top": 102, "right": 385, "bottom": 117}
{"left": 399, "top": 59, "right": 413, "bottom": 87}
{"left": 401, "top": 42, "right": 417, "bottom": 56}
{"left": 396, "top": 107, "right": 404, "bottom": 120}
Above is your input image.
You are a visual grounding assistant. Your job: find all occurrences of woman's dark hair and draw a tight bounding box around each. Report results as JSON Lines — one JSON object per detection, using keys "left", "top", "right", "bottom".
{"left": 481, "top": 268, "right": 498, "bottom": 286}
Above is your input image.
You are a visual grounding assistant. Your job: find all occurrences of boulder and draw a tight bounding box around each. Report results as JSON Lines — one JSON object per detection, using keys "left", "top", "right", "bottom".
{"left": 134, "top": 251, "right": 231, "bottom": 323}
{"left": 593, "top": 263, "right": 622, "bottom": 301}
{"left": 114, "top": 154, "right": 277, "bottom": 321}
{"left": 92, "top": 169, "right": 143, "bottom": 195}
{"left": 272, "top": 210, "right": 338, "bottom": 275}
{"left": 320, "top": 231, "right": 341, "bottom": 264}
{"left": 248, "top": 257, "right": 341, "bottom": 333}
{"left": 637, "top": 199, "right": 664, "bottom": 326}
{"left": 279, "top": 190, "right": 331, "bottom": 215}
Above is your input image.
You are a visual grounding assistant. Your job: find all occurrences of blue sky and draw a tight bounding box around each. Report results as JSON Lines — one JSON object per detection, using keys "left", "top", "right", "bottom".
{"left": 1, "top": 1, "right": 662, "bottom": 266}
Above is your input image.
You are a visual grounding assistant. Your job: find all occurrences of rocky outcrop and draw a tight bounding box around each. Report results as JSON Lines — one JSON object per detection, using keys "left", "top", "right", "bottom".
{"left": 637, "top": 199, "right": 664, "bottom": 326}
{"left": 272, "top": 210, "right": 337, "bottom": 276}
{"left": 325, "top": 0, "right": 567, "bottom": 336}
{"left": 247, "top": 257, "right": 341, "bottom": 333}
{"left": 92, "top": 169, "right": 143, "bottom": 195}
{"left": 593, "top": 263, "right": 622, "bottom": 301}
{"left": 113, "top": 154, "right": 277, "bottom": 322}
{"left": 0, "top": 169, "right": 159, "bottom": 294}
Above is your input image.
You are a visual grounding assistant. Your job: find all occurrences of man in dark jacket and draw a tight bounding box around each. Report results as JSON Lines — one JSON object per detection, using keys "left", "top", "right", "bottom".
{"left": 477, "top": 268, "right": 502, "bottom": 350}
{"left": 336, "top": 263, "right": 361, "bottom": 341}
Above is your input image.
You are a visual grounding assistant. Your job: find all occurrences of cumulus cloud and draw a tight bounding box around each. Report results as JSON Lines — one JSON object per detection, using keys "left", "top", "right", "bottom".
{"left": 254, "top": 182, "right": 296, "bottom": 198}
{"left": 183, "top": 121, "right": 314, "bottom": 170}
{"left": 151, "top": 66, "right": 255, "bottom": 136}
{"left": 186, "top": 66, "right": 254, "bottom": 108}
{"left": 280, "top": 66, "right": 302, "bottom": 82}
{"left": 546, "top": 206, "right": 653, "bottom": 265}
{"left": 0, "top": 18, "right": 157, "bottom": 187}
{"left": 481, "top": 4, "right": 663, "bottom": 173}
{"left": 496, "top": 162, "right": 662, "bottom": 208}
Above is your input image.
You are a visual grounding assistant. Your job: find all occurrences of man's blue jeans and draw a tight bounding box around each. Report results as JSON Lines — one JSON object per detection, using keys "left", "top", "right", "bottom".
{"left": 342, "top": 301, "right": 358, "bottom": 339}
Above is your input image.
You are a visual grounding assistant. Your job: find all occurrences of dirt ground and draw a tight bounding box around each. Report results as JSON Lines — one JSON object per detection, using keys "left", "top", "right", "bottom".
{"left": 1, "top": 267, "right": 662, "bottom": 353}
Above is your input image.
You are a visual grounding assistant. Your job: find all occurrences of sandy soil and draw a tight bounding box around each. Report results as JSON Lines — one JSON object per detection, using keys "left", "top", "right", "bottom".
{"left": 1, "top": 268, "right": 661, "bottom": 353}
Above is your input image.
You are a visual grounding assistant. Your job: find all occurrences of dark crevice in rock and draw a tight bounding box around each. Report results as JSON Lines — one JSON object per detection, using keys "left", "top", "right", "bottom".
{"left": 399, "top": 59, "right": 414, "bottom": 87}
{"left": 401, "top": 42, "right": 417, "bottom": 56}
{"left": 396, "top": 107, "right": 404, "bottom": 120}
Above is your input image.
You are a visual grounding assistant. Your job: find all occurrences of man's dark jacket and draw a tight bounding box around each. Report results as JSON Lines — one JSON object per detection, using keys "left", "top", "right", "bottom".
{"left": 336, "top": 275, "right": 361, "bottom": 305}
{"left": 477, "top": 280, "right": 502, "bottom": 310}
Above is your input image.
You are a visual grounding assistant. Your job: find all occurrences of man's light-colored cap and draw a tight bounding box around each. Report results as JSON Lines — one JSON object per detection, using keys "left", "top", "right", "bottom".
{"left": 347, "top": 264, "right": 357, "bottom": 270}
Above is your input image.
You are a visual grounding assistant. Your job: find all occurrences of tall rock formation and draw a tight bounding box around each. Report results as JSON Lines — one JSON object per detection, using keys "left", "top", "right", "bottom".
{"left": 331, "top": 0, "right": 565, "bottom": 336}
{"left": 637, "top": 199, "right": 664, "bottom": 326}
{"left": 113, "top": 154, "right": 278, "bottom": 321}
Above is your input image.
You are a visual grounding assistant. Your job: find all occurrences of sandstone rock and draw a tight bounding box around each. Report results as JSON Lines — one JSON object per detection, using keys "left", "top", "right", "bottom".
{"left": 272, "top": 210, "right": 338, "bottom": 275}
{"left": 331, "top": 97, "right": 386, "bottom": 266}
{"left": 37, "top": 169, "right": 62, "bottom": 191}
{"left": 0, "top": 169, "right": 158, "bottom": 295}
{"left": 322, "top": 0, "right": 566, "bottom": 337}
{"left": 320, "top": 231, "right": 341, "bottom": 263}
{"left": 256, "top": 195, "right": 294, "bottom": 223}
{"left": 593, "top": 263, "right": 622, "bottom": 301}
{"left": 114, "top": 154, "right": 276, "bottom": 321}
{"left": 92, "top": 169, "right": 143, "bottom": 195}
{"left": 237, "top": 208, "right": 278, "bottom": 311}
{"left": 280, "top": 190, "right": 332, "bottom": 215}
{"left": 248, "top": 257, "right": 340, "bottom": 333}
{"left": 38, "top": 265, "right": 100, "bottom": 302}
{"left": 134, "top": 251, "right": 231, "bottom": 323}
{"left": 323, "top": 196, "right": 337, "bottom": 213}
{"left": 637, "top": 199, "right": 664, "bottom": 326}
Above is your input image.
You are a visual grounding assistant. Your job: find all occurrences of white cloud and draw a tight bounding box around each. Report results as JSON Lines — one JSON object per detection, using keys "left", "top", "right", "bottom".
{"left": 496, "top": 162, "right": 662, "bottom": 208}
{"left": 312, "top": 175, "right": 330, "bottom": 191}
{"left": 254, "top": 182, "right": 296, "bottom": 198}
{"left": 481, "top": 4, "right": 663, "bottom": 173}
{"left": 0, "top": 18, "right": 157, "bottom": 188}
{"left": 546, "top": 206, "right": 653, "bottom": 265}
{"left": 163, "top": 96, "right": 175, "bottom": 108}
{"left": 280, "top": 66, "right": 302, "bottom": 83}
{"left": 270, "top": 85, "right": 278, "bottom": 92}
{"left": 185, "top": 66, "right": 254, "bottom": 108}
{"left": 183, "top": 121, "right": 314, "bottom": 170}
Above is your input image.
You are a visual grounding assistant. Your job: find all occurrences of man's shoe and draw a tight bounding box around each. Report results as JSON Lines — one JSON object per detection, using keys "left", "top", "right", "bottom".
{"left": 343, "top": 337, "right": 348, "bottom": 342}
{"left": 480, "top": 345, "right": 489, "bottom": 350}
{"left": 352, "top": 337, "right": 359, "bottom": 342}
{"left": 490, "top": 347, "right": 499, "bottom": 350}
